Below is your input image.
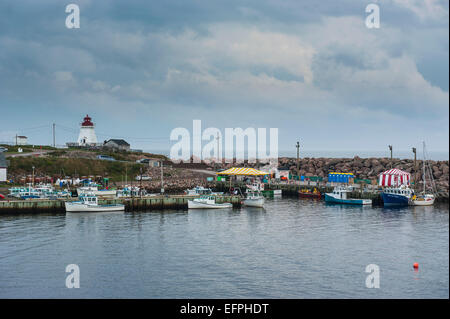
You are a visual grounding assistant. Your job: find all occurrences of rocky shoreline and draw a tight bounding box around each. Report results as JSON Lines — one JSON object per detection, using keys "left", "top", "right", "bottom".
{"left": 4, "top": 153, "right": 448, "bottom": 197}
{"left": 274, "top": 156, "right": 449, "bottom": 195}
{"left": 135, "top": 156, "right": 449, "bottom": 196}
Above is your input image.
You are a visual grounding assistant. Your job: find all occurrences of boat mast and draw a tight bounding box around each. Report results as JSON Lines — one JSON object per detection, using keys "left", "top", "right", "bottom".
{"left": 422, "top": 141, "right": 437, "bottom": 195}
{"left": 422, "top": 142, "right": 426, "bottom": 194}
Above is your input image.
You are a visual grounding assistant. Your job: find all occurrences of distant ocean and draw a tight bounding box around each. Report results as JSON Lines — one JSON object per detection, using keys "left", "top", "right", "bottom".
{"left": 145, "top": 150, "right": 449, "bottom": 161}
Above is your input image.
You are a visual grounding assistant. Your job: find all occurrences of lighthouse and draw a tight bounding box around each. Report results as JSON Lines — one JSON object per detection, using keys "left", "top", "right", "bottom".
{"left": 77, "top": 114, "right": 98, "bottom": 146}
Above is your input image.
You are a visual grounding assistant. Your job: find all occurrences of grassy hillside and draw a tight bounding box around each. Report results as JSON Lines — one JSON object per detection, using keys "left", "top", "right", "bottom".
{"left": 8, "top": 157, "right": 143, "bottom": 183}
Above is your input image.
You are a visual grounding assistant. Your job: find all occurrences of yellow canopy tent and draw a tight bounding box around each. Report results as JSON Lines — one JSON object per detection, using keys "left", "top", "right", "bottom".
{"left": 217, "top": 167, "right": 269, "bottom": 194}
{"left": 217, "top": 167, "right": 269, "bottom": 176}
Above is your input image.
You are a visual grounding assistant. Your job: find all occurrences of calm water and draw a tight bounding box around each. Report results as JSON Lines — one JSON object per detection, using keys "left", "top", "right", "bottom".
{"left": 0, "top": 198, "right": 448, "bottom": 298}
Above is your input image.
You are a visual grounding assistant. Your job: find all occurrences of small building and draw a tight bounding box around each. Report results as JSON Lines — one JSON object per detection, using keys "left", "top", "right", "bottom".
{"left": 277, "top": 166, "right": 291, "bottom": 180}
{"left": 328, "top": 172, "right": 354, "bottom": 183}
{"left": 16, "top": 136, "right": 28, "bottom": 145}
{"left": 149, "top": 159, "right": 161, "bottom": 167}
{"left": 0, "top": 152, "right": 8, "bottom": 182}
{"left": 103, "top": 139, "right": 130, "bottom": 151}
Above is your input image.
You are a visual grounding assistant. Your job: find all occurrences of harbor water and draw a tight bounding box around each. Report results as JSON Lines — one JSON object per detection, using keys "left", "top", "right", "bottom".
{"left": 0, "top": 198, "right": 448, "bottom": 298}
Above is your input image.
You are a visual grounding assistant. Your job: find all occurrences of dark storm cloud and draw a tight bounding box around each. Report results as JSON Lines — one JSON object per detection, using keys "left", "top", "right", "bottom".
{"left": 0, "top": 0, "right": 448, "bottom": 152}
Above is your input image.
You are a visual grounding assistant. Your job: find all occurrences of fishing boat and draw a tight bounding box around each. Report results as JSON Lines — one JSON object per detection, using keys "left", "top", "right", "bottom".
{"left": 8, "top": 184, "right": 70, "bottom": 200}
{"left": 242, "top": 182, "right": 265, "bottom": 207}
{"left": 185, "top": 186, "right": 213, "bottom": 196}
{"left": 379, "top": 169, "right": 413, "bottom": 207}
{"left": 298, "top": 188, "right": 322, "bottom": 199}
{"left": 188, "top": 195, "right": 232, "bottom": 209}
{"left": 261, "top": 189, "right": 282, "bottom": 197}
{"left": 77, "top": 183, "right": 116, "bottom": 197}
{"left": 273, "top": 189, "right": 282, "bottom": 196}
{"left": 65, "top": 193, "right": 124, "bottom": 212}
{"left": 411, "top": 142, "right": 436, "bottom": 206}
{"left": 116, "top": 186, "right": 149, "bottom": 198}
{"left": 243, "top": 190, "right": 265, "bottom": 207}
{"left": 381, "top": 185, "right": 414, "bottom": 207}
{"left": 411, "top": 193, "right": 435, "bottom": 206}
{"left": 325, "top": 186, "right": 372, "bottom": 205}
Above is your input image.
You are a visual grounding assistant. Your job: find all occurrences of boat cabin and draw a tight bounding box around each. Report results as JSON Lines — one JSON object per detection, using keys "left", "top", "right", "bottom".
{"left": 79, "top": 194, "right": 98, "bottom": 205}
{"left": 332, "top": 186, "right": 350, "bottom": 200}
{"left": 383, "top": 187, "right": 413, "bottom": 197}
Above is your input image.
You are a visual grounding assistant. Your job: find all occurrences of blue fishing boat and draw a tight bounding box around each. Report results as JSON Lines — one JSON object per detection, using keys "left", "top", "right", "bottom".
{"left": 325, "top": 186, "right": 372, "bottom": 205}
{"left": 381, "top": 186, "right": 414, "bottom": 207}
{"left": 378, "top": 169, "right": 413, "bottom": 207}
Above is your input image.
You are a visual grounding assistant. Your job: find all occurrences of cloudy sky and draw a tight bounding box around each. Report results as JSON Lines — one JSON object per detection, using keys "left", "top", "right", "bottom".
{"left": 0, "top": 0, "right": 448, "bottom": 157}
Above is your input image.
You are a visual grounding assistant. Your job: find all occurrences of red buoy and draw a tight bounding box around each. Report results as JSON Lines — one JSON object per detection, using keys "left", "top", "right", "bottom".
{"left": 413, "top": 262, "right": 419, "bottom": 269}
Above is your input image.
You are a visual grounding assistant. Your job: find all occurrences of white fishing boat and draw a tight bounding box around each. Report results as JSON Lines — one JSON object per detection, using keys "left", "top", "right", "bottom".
{"left": 411, "top": 142, "right": 436, "bottom": 206}
{"left": 8, "top": 186, "right": 37, "bottom": 199}
{"left": 411, "top": 194, "right": 435, "bottom": 206}
{"left": 8, "top": 184, "right": 71, "bottom": 200}
{"left": 185, "top": 186, "right": 213, "bottom": 196}
{"left": 325, "top": 186, "right": 372, "bottom": 205}
{"left": 77, "top": 183, "right": 116, "bottom": 197}
{"left": 188, "top": 195, "right": 232, "bottom": 209}
{"left": 243, "top": 191, "right": 265, "bottom": 207}
{"left": 242, "top": 182, "right": 265, "bottom": 207}
{"left": 65, "top": 193, "right": 125, "bottom": 212}
{"left": 116, "top": 186, "right": 147, "bottom": 198}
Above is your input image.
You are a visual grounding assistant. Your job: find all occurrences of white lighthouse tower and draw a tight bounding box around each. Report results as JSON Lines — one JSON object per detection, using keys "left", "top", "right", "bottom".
{"left": 77, "top": 114, "right": 98, "bottom": 146}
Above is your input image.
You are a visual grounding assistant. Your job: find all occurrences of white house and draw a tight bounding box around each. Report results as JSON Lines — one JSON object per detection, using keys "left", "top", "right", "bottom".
{"left": 0, "top": 152, "right": 7, "bottom": 182}
{"left": 16, "top": 136, "right": 28, "bottom": 145}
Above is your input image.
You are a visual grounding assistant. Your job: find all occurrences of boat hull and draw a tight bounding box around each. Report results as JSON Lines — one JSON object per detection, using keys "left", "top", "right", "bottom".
{"left": 261, "top": 190, "right": 281, "bottom": 197}
{"left": 381, "top": 192, "right": 409, "bottom": 207}
{"left": 412, "top": 197, "right": 435, "bottom": 206}
{"left": 325, "top": 194, "right": 372, "bottom": 205}
{"left": 188, "top": 200, "right": 232, "bottom": 209}
{"left": 298, "top": 191, "right": 321, "bottom": 199}
{"left": 65, "top": 202, "right": 125, "bottom": 212}
{"left": 243, "top": 197, "right": 265, "bottom": 208}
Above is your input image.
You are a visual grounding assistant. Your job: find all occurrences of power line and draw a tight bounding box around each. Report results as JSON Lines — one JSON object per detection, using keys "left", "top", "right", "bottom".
{"left": 55, "top": 124, "right": 168, "bottom": 141}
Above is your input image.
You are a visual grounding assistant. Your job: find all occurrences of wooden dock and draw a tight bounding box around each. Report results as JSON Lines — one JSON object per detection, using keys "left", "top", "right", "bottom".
{"left": 0, "top": 195, "right": 242, "bottom": 214}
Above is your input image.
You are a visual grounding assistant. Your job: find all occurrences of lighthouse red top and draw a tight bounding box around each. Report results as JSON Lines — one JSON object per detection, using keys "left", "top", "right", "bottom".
{"left": 81, "top": 114, "right": 94, "bottom": 127}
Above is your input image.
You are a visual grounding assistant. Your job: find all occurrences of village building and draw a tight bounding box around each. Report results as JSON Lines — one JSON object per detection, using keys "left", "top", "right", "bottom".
{"left": 0, "top": 152, "right": 8, "bottom": 182}
{"left": 103, "top": 139, "right": 131, "bottom": 151}
{"left": 16, "top": 136, "right": 28, "bottom": 146}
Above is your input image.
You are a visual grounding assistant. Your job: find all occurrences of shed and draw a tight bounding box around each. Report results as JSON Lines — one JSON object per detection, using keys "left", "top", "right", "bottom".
{"left": 103, "top": 139, "right": 130, "bottom": 151}
{"left": 0, "top": 152, "right": 8, "bottom": 182}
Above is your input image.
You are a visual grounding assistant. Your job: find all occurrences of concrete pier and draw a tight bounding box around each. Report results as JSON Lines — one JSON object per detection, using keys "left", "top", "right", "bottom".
{"left": 0, "top": 195, "right": 242, "bottom": 214}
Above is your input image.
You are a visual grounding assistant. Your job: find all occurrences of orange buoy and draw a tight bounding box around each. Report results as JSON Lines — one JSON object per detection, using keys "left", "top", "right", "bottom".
{"left": 413, "top": 262, "right": 419, "bottom": 269}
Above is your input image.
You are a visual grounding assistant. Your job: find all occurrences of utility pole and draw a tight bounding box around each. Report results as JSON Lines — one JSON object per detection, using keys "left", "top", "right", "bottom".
{"left": 160, "top": 161, "right": 164, "bottom": 194}
{"left": 139, "top": 166, "right": 143, "bottom": 198}
{"left": 130, "top": 168, "right": 133, "bottom": 199}
{"left": 412, "top": 147, "right": 417, "bottom": 189}
{"left": 32, "top": 166, "right": 35, "bottom": 187}
{"left": 296, "top": 141, "right": 300, "bottom": 177}
{"left": 15, "top": 134, "right": 18, "bottom": 146}
{"left": 52, "top": 123, "right": 56, "bottom": 148}
{"left": 216, "top": 132, "right": 220, "bottom": 171}
{"left": 388, "top": 145, "right": 393, "bottom": 168}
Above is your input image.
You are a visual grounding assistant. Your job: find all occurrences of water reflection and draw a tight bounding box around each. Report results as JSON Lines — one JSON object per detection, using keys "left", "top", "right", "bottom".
{"left": 0, "top": 197, "right": 447, "bottom": 298}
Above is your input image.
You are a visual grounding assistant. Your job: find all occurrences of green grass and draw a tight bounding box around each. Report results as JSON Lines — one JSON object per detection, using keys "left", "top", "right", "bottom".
{"left": 66, "top": 147, "right": 167, "bottom": 161}
{"left": 8, "top": 157, "right": 142, "bottom": 183}
{"left": 0, "top": 144, "right": 57, "bottom": 153}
